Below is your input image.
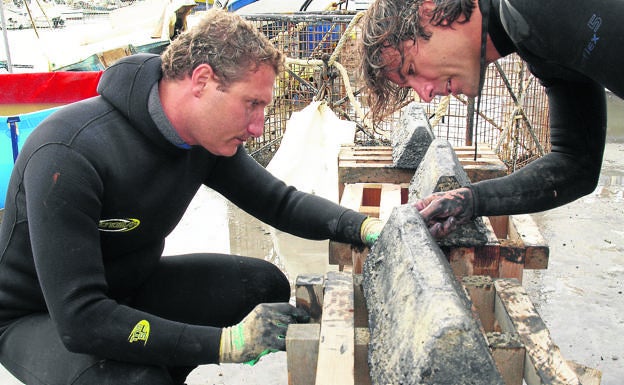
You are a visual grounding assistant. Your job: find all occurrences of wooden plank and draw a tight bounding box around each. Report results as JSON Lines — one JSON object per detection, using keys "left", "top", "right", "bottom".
{"left": 462, "top": 275, "right": 496, "bottom": 332}
{"left": 330, "top": 183, "right": 404, "bottom": 272}
{"left": 338, "top": 168, "right": 413, "bottom": 199}
{"left": 341, "top": 183, "right": 364, "bottom": 210}
{"left": 442, "top": 218, "right": 495, "bottom": 280}
{"left": 354, "top": 276, "right": 372, "bottom": 385}
{"left": 354, "top": 327, "right": 372, "bottom": 385}
{"left": 493, "top": 279, "right": 582, "bottom": 385}
{"left": 287, "top": 324, "right": 320, "bottom": 385}
{"left": 567, "top": 361, "right": 602, "bottom": 385}
{"left": 329, "top": 184, "right": 364, "bottom": 269}
{"left": 488, "top": 215, "right": 510, "bottom": 239}
{"left": 379, "top": 183, "right": 403, "bottom": 221}
{"left": 497, "top": 239, "right": 525, "bottom": 282}
{"left": 508, "top": 214, "right": 549, "bottom": 269}
{"left": 328, "top": 240, "right": 352, "bottom": 270}
{"left": 338, "top": 144, "right": 507, "bottom": 198}
{"left": 315, "top": 271, "right": 355, "bottom": 385}
{"left": 488, "top": 332, "right": 526, "bottom": 385}
{"left": 351, "top": 247, "right": 368, "bottom": 275}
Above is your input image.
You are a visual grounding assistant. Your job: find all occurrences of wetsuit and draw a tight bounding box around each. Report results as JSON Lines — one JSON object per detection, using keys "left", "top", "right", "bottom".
{"left": 471, "top": 0, "right": 624, "bottom": 216}
{"left": 0, "top": 54, "right": 367, "bottom": 384}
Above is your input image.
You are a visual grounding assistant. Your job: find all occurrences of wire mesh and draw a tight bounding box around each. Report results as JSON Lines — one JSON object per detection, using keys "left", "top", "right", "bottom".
{"left": 243, "top": 11, "right": 550, "bottom": 172}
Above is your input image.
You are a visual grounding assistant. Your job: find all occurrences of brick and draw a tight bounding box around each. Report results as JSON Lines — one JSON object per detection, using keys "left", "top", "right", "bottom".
{"left": 408, "top": 138, "right": 489, "bottom": 247}
{"left": 362, "top": 205, "right": 504, "bottom": 385}
{"left": 391, "top": 102, "right": 435, "bottom": 169}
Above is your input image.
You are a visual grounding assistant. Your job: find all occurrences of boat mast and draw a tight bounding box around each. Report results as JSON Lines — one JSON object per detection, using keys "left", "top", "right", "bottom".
{"left": 0, "top": 0, "right": 14, "bottom": 72}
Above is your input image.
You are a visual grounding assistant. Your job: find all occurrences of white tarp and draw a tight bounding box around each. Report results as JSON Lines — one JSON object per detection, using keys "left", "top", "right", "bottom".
{"left": 266, "top": 101, "right": 356, "bottom": 276}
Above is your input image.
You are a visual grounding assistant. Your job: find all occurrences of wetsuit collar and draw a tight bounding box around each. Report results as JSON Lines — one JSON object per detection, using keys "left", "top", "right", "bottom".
{"left": 148, "top": 84, "right": 191, "bottom": 149}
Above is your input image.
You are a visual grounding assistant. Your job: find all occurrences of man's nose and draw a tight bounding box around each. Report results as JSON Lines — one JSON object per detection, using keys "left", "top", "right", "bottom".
{"left": 247, "top": 112, "right": 265, "bottom": 138}
{"left": 407, "top": 79, "right": 435, "bottom": 103}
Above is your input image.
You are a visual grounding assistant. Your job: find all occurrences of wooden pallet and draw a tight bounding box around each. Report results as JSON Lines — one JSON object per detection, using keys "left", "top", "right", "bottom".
{"left": 329, "top": 182, "right": 549, "bottom": 281}
{"left": 338, "top": 144, "right": 508, "bottom": 200}
{"left": 286, "top": 273, "right": 602, "bottom": 385}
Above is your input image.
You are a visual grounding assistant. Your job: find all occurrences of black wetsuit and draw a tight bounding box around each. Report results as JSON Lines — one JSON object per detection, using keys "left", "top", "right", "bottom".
{"left": 472, "top": 0, "right": 624, "bottom": 216}
{"left": 0, "top": 54, "right": 366, "bottom": 384}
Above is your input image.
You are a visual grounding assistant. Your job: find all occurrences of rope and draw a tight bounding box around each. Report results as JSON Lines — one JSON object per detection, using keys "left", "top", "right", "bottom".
{"left": 327, "top": 11, "right": 365, "bottom": 66}
{"left": 430, "top": 95, "right": 450, "bottom": 129}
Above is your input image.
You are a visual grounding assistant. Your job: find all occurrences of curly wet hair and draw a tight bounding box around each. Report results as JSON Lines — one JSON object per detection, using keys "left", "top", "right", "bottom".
{"left": 359, "top": 0, "right": 475, "bottom": 122}
{"left": 161, "top": 8, "right": 283, "bottom": 87}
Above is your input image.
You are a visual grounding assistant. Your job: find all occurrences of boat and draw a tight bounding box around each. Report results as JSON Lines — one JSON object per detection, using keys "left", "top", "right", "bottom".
{"left": 1, "top": 0, "right": 196, "bottom": 72}
{"left": 52, "top": 40, "right": 170, "bottom": 71}
{"left": 0, "top": 71, "right": 102, "bottom": 207}
{"left": 2, "top": 3, "right": 66, "bottom": 29}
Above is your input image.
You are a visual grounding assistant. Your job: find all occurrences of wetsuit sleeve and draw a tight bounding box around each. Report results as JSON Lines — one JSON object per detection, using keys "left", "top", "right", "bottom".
{"left": 207, "top": 146, "right": 367, "bottom": 245}
{"left": 23, "top": 144, "right": 222, "bottom": 366}
{"left": 471, "top": 78, "right": 606, "bottom": 216}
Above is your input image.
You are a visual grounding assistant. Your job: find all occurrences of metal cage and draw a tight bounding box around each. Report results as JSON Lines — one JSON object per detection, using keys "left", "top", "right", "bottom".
{"left": 242, "top": 11, "right": 550, "bottom": 171}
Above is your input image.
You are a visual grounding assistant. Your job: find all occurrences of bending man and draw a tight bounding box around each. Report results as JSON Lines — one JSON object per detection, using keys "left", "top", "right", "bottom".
{"left": 360, "top": 0, "right": 623, "bottom": 237}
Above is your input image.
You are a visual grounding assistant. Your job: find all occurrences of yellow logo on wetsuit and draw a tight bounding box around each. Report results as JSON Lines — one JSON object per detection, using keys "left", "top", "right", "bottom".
{"left": 98, "top": 218, "right": 140, "bottom": 232}
{"left": 128, "top": 320, "right": 150, "bottom": 346}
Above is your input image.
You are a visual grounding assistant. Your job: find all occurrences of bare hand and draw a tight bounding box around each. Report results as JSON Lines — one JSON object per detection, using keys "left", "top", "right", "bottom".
{"left": 413, "top": 187, "right": 474, "bottom": 238}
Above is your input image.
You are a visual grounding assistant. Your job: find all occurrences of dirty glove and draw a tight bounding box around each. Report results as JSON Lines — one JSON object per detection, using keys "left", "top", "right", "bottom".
{"left": 360, "top": 217, "right": 384, "bottom": 246}
{"left": 219, "top": 303, "right": 309, "bottom": 364}
{"left": 413, "top": 187, "right": 474, "bottom": 239}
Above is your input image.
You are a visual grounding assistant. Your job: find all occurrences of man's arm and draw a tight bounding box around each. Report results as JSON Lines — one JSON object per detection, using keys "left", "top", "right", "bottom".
{"left": 471, "top": 79, "right": 606, "bottom": 216}
{"left": 208, "top": 147, "right": 368, "bottom": 245}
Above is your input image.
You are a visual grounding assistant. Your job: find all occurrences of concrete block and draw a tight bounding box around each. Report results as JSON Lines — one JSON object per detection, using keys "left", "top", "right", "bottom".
{"left": 362, "top": 205, "right": 504, "bottom": 385}
{"left": 408, "top": 138, "right": 489, "bottom": 247}
{"left": 391, "top": 102, "right": 435, "bottom": 169}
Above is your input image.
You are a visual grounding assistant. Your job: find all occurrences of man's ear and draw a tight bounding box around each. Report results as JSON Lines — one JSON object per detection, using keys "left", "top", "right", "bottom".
{"left": 191, "top": 63, "right": 218, "bottom": 97}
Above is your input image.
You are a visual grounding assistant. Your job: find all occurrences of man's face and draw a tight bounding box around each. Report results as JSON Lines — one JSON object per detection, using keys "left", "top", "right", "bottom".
{"left": 188, "top": 64, "right": 275, "bottom": 157}
{"left": 380, "top": 27, "right": 482, "bottom": 102}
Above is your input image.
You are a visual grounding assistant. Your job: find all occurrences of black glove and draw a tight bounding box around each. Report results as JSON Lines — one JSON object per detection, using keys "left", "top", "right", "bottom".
{"left": 219, "top": 303, "right": 309, "bottom": 364}
{"left": 413, "top": 187, "right": 474, "bottom": 238}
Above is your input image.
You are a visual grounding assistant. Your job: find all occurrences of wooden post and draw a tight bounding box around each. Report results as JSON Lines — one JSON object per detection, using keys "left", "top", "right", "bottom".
{"left": 487, "top": 332, "right": 525, "bottom": 385}
{"left": 286, "top": 324, "right": 320, "bottom": 385}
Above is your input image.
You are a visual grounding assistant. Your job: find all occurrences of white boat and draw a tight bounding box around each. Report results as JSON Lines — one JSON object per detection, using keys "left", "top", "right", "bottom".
{"left": 2, "top": 4, "right": 66, "bottom": 29}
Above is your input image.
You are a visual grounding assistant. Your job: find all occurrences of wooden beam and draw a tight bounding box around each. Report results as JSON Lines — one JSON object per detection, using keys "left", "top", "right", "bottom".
{"left": 315, "top": 271, "right": 355, "bottom": 385}
{"left": 462, "top": 275, "right": 496, "bottom": 332}
{"left": 508, "top": 214, "right": 549, "bottom": 269}
{"left": 493, "top": 279, "right": 583, "bottom": 385}
{"left": 287, "top": 324, "right": 320, "bottom": 385}
{"left": 329, "top": 183, "right": 406, "bottom": 273}
{"left": 487, "top": 332, "right": 525, "bottom": 385}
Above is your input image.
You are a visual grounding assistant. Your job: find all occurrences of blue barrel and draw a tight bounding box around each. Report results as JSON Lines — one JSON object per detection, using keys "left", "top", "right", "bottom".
{"left": 0, "top": 107, "right": 61, "bottom": 208}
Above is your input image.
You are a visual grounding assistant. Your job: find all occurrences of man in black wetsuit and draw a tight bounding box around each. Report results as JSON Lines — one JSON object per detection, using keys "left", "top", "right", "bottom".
{"left": 359, "top": 0, "right": 623, "bottom": 237}
{"left": 0, "top": 9, "right": 382, "bottom": 385}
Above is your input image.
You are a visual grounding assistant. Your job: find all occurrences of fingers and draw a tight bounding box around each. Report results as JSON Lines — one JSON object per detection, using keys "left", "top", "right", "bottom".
{"left": 292, "top": 306, "right": 311, "bottom": 323}
{"left": 428, "top": 216, "right": 457, "bottom": 239}
{"left": 262, "top": 303, "right": 310, "bottom": 323}
{"left": 413, "top": 194, "right": 437, "bottom": 212}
